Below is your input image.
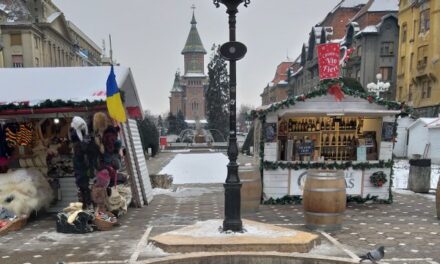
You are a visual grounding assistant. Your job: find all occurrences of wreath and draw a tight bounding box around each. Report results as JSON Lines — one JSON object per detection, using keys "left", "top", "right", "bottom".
{"left": 370, "top": 171, "right": 387, "bottom": 187}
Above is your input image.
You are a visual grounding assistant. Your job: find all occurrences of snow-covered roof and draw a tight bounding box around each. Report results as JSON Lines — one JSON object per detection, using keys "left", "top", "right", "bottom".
{"left": 427, "top": 118, "right": 440, "bottom": 129}
{"left": 290, "top": 66, "right": 303, "bottom": 78}
{"left": 257, "top": 94, "right": 401, "bottom": 116}
{"left": 408, "top": 118, "right": 437, "bottom": 130}
{"left": 340, "top": 0, "right": 369, "bottom": 8}
{"left": 46, "top": 11, "right": 61, "bottom": 23}
{"left": 330, "top": 0, "right": 368, "bottom": 13}
{"left": 0, "top": 66, "right": 143, "bottom": 112}
{"left": 0, "top": 4, "right": 7, "bottom": 12}
{"left": 368, "top": 0, "right": 399, "bottom": 12}
{"left": 185, "top": 120, "right": 207, "bottom": 124}
{"left": 355, "top": 25, "right": 378, "bottom": 36}
{"left": 183, "top": 72, "right": 206, "bottom": 78}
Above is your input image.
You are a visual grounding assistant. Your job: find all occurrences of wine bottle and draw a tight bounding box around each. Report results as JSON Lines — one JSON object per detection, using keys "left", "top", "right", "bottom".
{"left": 343, "top": 135, "right": 347, "bottom": 146}
{"left": 331, "top": 134, "right": 336, "bottom": 146}
{"left": 316, "top": 119, "right": 321, "bottom": 131}
{"left": 338, "top": 135, "right": 342, "bottom": 146}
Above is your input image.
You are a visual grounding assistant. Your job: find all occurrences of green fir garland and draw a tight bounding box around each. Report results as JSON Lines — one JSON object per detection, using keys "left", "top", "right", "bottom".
{"left": 251, "top": 79, "right": 412, "bottom": 120}
{"left": 263, "top": 160, "right": 393, "bottom": 171}
{"left": 263, "top": 194, "right": 385, "bottom": 205}
{"left": 0, "top": 99, "right": 105, "bottom": 112}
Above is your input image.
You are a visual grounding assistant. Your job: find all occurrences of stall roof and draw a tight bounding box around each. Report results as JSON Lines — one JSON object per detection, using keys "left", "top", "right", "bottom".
{"left": 408, "top": 118, "right": 438, "bottom": 130}
{"left": 0, "top": 66, "right": 142, "bottom": 112}
{"left": 258, "top": 94, "right": 401, "bottom": 117}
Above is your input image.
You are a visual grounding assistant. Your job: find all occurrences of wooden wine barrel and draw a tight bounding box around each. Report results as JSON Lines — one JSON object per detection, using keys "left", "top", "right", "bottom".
{"left": 239, "top": 166, "right": 262, "bottom": 214}
{"left": 436, "top": 179, "right": 440, "bottom": 219}
{"left": 303, "top": 170, "right": 346, "bottom": 231}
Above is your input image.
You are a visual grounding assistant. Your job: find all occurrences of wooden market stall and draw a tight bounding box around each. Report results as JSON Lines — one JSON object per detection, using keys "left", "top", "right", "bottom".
{"left": 0, "top": 67, "right": 153, "bottom": 232}
{"left": 253, "top": 88, "right": 407, "bottom": 203}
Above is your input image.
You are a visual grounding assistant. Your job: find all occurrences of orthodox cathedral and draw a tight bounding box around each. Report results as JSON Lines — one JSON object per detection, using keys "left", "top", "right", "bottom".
{"left": 169, "top": 10, "right": 208, "bottom": 122}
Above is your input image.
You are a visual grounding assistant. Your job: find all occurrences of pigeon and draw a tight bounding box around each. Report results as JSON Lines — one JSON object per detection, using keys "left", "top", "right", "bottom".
{"left": 359, "top": 246, "right": 385, "bottom": 263}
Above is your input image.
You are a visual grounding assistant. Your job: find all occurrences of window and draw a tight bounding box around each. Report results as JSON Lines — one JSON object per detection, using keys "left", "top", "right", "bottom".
{"left": 419, "top": 8, "right": 430, "bottom": 33}
{"left": 35, "top": 57, "right": 39, "bottom": 67}
{"left": 408, "top": 84, "right": 413, "bottom": 101}
{"left": 401, "top": 23, "right": 407, "bottom": 42}
{"left": 12, "top": 55, "right": 24, "bottom": 68}
{"left": 380, "top": 42, "right": 394, "bottom": 56}
{"left": 421, "top": 80, "right": 432, "bottom": 99}
{"left": 191, "top": 101, "right": 199, "bottom": 111}
{"left": 380, "top": 67, "right": 393, "bottom": 81}
{"left": 417, "top": 45, "right": 428, "bottom": 69}
{"left": 34, "top": 36, "right": 39, "bottom": 49}
{"left": 410, "top": 52, "right": 414, "bottom": 70}
{"left": 400, "top": 57, "right": 406, "bottom": 74}
{"left": 10, "top": 33, "right": 22, "bottom": 46}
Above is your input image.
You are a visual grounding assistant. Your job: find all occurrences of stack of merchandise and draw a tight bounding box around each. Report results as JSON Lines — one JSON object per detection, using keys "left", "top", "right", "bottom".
{"left": 56, "top": 202, "right": 94, "bottom": 234}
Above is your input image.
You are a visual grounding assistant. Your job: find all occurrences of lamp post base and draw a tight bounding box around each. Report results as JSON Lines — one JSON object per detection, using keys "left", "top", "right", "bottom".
{"left": 223, "top": 182, "right": 243, "bottom": 232}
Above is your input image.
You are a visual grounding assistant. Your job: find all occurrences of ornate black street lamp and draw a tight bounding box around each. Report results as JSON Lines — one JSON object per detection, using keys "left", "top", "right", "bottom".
{"left": 213, "top": 0, "right": 250, "bottom": 232}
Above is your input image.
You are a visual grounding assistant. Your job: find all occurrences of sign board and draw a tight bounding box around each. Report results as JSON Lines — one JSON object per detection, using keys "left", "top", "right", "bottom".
{"left": 297, "top": 141, "right": 314, "bottom": 155}
{"left": 290, "top": 168, "right": 362, "bottom": 195}
{"left": 317, "top": 43, "right": 341, "bottom": 80}
{"left": 264, "top": 123, "right": 277, "bottom": 142}
{"left": 357, "top": 146, "right": 367, "bottom": 161}
{"left": 381, "top": 122, "right": 395, "bottom": 142}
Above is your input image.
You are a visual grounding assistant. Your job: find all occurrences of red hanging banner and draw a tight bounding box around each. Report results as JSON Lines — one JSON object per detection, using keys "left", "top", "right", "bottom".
{"left": 317, "top": 43, "right": 341, "bottom": 80}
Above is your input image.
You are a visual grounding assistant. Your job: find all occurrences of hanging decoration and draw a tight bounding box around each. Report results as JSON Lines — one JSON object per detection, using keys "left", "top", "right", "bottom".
{"left": 370, "top": 171, "right": 388, "bottom": 187}
{"left": 328, "top": 83, "right": 345, "bottom": 101}
{"left": 317, "top": 43, "right": 342, "bottom": 80}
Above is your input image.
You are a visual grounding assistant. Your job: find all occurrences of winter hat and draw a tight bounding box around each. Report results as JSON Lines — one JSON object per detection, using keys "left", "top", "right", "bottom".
{"left": 71, "top": 116, "right": 88, "bottom": 142}
{"left": 96, "top": 169, "right": 111, "bottom": 188}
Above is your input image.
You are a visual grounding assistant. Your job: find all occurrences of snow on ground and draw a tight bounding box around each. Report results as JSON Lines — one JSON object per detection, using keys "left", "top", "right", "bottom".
{"left": 139, "top": 243, "right": 170, "bottom": 258}
{"left": 158, "top": 153, "right": 228, "bottom": 184}
{"left": 161, "top": 149, "right": 191, "bottom": 153}
{"left": 393, "top": 189, "right": 436, "bottom": 201}
{"left": 167, "top": 219, "right": 297, "bottom": 238}
{"left": 152, "top": 187, "right": 218, "bottom": 200}
{"left": 393, "top": 159, "right": 440, "bottom": 189}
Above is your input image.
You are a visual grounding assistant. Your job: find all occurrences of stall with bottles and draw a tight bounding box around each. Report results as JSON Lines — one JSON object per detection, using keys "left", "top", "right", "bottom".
{"left": 253, "top": 92, "right": 404, "bottom": 203}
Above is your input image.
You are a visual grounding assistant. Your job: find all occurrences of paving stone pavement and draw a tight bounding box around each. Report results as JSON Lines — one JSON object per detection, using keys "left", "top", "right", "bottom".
{"left": 1, "top": 152, "right": 439, "bottom": 263}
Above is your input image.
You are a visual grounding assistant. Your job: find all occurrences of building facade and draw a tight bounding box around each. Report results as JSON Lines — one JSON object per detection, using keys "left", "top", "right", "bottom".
{"left": 288, "top": 0, "right": 399, "bottom": 100}
{"left": 169, "top": 12, "right": 208, "bottom": 121}
{"left": 288, "top": 0, "right": 369, "bottom": 97}
{"left": 397, "top": 0, "right": 440, "bottom": 117}
{"left": 260, "top": 60, "right": 295, "bottom": 105}
{"left": 343, "top": 3, "right": 399, "bottom": 100}
{"left": 0, "top": 0, "right": 102, "bottom": 68}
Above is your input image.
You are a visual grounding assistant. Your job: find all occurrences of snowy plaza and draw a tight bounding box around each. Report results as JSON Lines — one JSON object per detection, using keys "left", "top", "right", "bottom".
{"left": 0, "top": 151, "right": 439, "bottom": 263}
{"left": 1, "top": 0, "right": 440, "bottom": 263}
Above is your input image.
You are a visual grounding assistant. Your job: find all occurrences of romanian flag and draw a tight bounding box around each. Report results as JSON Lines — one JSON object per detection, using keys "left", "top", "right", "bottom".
{"left": 106, "top": 65, "right": 127, "bottom": 123}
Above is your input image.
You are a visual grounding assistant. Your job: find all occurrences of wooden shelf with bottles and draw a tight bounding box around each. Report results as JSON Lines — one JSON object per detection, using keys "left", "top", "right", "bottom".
{"left": 278, "top": 116, "right": 363, "bottom": 162}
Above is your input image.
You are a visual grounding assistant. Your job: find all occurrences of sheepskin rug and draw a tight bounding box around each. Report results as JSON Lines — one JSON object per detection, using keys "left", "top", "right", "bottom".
{"left": 0, "top": 169, "right": 53, "bottom": 216}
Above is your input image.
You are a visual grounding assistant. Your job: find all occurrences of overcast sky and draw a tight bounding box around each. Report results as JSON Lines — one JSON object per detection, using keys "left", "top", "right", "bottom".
{"left": 53, "top": 0, "right": 341, "bottom": 115}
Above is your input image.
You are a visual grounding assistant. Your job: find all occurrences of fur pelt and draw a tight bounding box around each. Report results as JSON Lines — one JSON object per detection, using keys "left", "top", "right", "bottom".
{"left": 0, "top": 169, "right": 53, "bottom": 216}
{"left": 93, "top": 112, "right": 111, "bottom": 137}
{"left": 71, "top": 116, "right": 88, "bottom": 142}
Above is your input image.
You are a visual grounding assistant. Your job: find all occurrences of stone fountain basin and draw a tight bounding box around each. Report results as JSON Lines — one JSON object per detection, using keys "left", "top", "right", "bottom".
{"left": 142, "top": 252, "right": 359, "bottom": 264}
